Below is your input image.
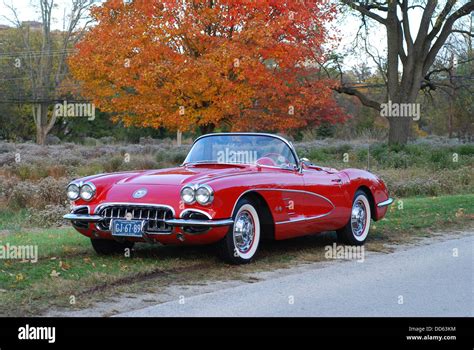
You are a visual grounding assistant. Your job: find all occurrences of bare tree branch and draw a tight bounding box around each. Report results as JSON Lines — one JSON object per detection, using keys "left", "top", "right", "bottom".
{"left": 340, "top": 0, "right": 387, "bottom": 24}
{"left": 424, "top": 1, "right": 474, "bottom": 76}
{"left": 333, "top": 85, "right": 382, "bottom": 111}
{"left": 451, "top": 29, "right": 474, "bottom": 37}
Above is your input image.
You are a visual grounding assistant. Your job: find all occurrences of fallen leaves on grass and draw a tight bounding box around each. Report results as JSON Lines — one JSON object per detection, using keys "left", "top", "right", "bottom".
{"left": 59, "top": 261, "right": 71, "bottom": 271}
{"left": 50, "top": 270, "right": 61, "bottom": 278}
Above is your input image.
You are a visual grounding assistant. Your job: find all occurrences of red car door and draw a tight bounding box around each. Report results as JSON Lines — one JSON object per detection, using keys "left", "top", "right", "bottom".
{"left": 300, "top": 165, "right": 351, "bottom": 234}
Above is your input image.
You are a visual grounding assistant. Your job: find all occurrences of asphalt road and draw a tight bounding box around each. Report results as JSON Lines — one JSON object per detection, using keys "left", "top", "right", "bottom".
{"left": 118, "top": 235, "right": 473, "bottom": 317}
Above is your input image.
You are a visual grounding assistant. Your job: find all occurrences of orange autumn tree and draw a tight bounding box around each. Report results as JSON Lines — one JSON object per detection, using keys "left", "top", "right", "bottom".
{"left": 69, "top": 0, "right": 345, "bottom": 134}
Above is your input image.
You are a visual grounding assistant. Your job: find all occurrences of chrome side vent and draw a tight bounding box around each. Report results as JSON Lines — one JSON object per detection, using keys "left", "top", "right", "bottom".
{"left": 71, "top": 206, "right": 90, "bottom": 229}
{"left": 181, "top": 211, "right": 211, "bottom": 234}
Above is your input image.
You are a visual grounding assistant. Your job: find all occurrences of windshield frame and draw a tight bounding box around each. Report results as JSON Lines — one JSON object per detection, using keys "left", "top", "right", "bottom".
{"left": 183, "top": 133, "right": 300, "bottom": 169}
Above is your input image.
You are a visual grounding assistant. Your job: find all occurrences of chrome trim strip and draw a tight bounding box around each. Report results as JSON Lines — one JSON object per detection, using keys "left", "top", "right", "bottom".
{"left": 256, "top": 163, "right": 298, "bottom": 171}
{"left": 231, "top": 188, "right": 335, "bottom": 217}
{"left": 275, "top": 212, "right": 332, "bottom": 225}
{"left": 165, "top": 218, "right": 234, "bottom": 227}
{"left": 184, "top": 161, "right": 298, "bottom": 172}
{"left": 184, "top": 132, "right": 300, "bottom": 167}
{"left": 180, "top": 209, "right": 212, "bottom": 219}
{"left": 94, "top": 202, "right": 176, "bottom": 216}
{"left": 377, "top": 198, "right": 394, "bottom": 207}
{"left": 63, "top": 213, "right": 103, "bottom": 222}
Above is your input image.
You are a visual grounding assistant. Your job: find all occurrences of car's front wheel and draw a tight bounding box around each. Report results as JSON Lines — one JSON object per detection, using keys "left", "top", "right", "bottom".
{"left": 336, "top": 190, "right": 371, "bottom": 245}
{"left": 219, "top": 198, "right": 261, "bottom": 264}
{"left": 91, "top": 238, "right": 134, "bottom": 255}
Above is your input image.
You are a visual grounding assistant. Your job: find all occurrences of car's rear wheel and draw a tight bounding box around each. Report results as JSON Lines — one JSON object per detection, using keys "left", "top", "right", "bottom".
{"left": 336, "top": 190, "right": 371, "bottom": 245}
{"left": 91, "top": 238, "right": 134, "bottom": 255}
{"left": 219, "top": 198, "right": 261, "bottom": 264}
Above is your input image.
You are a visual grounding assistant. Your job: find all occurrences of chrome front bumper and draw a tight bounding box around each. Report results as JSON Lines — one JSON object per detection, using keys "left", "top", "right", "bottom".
{"left": 63, "top": 213, "right": 103, "bottom": 222}
{"left": 165, "top": 218, "right": 234, "bottom": 227}
{"left": 377, "top": 198, "right": 394, "bottom": 207}
{"left": 63, "top": 213, "right": 234, "bottom": 227}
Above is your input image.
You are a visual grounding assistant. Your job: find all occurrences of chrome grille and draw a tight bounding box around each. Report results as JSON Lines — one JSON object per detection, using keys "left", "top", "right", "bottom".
{"left": 96, "top": 205, "right": 173, "bottom": 233}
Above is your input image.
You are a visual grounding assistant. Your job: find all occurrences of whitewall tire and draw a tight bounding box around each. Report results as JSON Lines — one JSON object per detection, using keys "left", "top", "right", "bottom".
{"left": 219, "top": 199, "right": 261, "bottom": 264}
{"left": 337, "top": 190, "right": 371, "bottom": 245}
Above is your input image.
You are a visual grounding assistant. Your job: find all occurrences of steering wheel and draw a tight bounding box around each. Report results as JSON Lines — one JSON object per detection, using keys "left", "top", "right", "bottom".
{"left": 257, "top": 152, "right": 291, "bottom": 167}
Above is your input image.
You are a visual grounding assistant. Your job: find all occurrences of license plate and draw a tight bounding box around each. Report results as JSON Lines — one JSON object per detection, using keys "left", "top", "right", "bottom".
{"left": 111, "top": 219, "right": 144, "bottom": 237}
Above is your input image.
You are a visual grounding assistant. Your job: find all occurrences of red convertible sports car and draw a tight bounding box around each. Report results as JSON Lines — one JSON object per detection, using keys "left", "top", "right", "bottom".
{"left": 64, "top": 133, "right": 393, "bottom": 264}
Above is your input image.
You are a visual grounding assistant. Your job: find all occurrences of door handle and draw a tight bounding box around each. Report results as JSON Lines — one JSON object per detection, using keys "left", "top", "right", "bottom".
{"left": 331, "top": 179, "right": 342, "bottom": 183}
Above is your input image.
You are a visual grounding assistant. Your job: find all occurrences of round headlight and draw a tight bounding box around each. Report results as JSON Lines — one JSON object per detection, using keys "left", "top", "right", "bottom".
{"left": 196, "top": 185, "right": 214, "bottom": 205}
{"left": 181, "top": 186, "right": 195, "bottom": 204}
{"left": 80, "top": 183, "right": 96, "bottom": 201}
{"left": 66, "top": 183, "right": 80, "bottom": 201}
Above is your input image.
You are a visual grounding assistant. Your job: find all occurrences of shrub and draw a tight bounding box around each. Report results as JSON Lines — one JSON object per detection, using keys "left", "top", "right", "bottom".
{"left": 127, "top": 156, "right": 159, "bottom": 170}
{"left": 45, "top": 135, "right": 61, "bottom": 145}
{"left": 82, "top": 137, "right": 100, "bottom": 146}
{"left": 3, "top": 177, "right": 68, "bottom": 210}
{"left": 99, "top": 136, "right": 116, "bottom": 144}
{"left": 0, "top": 143, "right": 15, "bottom": 154}
{"left": 28, "top": 204, "right": 69, "bottom": 228}
{"left": 168, "top": 151, "right": 187, "bottom": 164}
{"left": 456, "top": 144, "right": 474, "bottom": 156}
{"left": 37, "top": 177, "right": 69, "bottom": 206}
{"left": 6, "top": 181, "right": 32, "bottom": 209}
{"left": 103, "top": 156, "right": 125, "bottom": 173}
{"left": 391, "top": 178, "right": 442, "bottom": 197}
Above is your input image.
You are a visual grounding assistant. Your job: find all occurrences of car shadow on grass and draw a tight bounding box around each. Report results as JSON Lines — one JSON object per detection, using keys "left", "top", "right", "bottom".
{"left": 129, "top": 231, "right": 339, "bottom": 265}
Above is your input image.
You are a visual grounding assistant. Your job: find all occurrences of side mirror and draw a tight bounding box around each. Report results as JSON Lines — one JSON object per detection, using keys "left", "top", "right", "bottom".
{"left": 298, "top": 157, "right": 310, "bottom": 173}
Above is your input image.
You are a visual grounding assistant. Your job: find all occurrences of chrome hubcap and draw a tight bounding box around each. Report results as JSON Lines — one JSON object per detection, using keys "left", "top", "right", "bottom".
{"left": 233, "top": 210, "right": 255, "bottom": 254}
{"left": 351, "top": 200, "right": 367, "bottom": 237}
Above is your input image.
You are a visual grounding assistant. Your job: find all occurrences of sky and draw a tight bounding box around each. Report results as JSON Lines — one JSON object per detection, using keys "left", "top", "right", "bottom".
{"left": 0, "top": 0, "right": 91, "bottom": 30}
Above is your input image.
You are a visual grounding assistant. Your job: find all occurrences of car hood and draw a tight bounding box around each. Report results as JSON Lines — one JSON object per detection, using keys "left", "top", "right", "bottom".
{"left": 112, "top": 164, "right": 254, "bottom": 186}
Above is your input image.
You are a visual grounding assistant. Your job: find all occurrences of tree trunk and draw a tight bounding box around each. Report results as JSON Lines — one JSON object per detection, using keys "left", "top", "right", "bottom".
{"left": 33, "top": 102, "right": 53, "bottom": 145}
{"left": 388, "top": 117, "right": 410, "bottom": 145}
{"left": 177, "top": 130, "right": 182, "bottom": 146}
{"left": 386, "top": 85, "right": 418, "bottom": 145}
{"left": 36, "top": 127, "right": 46, "bottom": 146}
{"left": 448, "top": 100, "right": 453, "bottom": 139}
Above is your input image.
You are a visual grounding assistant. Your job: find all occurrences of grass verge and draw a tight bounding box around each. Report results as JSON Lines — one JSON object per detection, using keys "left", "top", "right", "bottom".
{"left": 0, "top": 194, "right": 473, "bottom": 316}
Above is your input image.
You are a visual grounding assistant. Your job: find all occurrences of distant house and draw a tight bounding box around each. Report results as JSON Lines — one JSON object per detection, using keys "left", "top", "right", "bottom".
{"left": 21, "top": 21, "right": 43, "bottom": 30}
{"left": 0, "top": 22, "right": 43, "bottom": 31}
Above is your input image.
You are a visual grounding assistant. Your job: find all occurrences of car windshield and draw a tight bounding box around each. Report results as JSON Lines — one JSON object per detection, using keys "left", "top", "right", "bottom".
{"left": 184, "top": 134, "right": 298, "bottom": 168}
